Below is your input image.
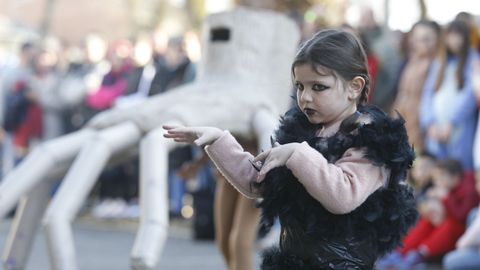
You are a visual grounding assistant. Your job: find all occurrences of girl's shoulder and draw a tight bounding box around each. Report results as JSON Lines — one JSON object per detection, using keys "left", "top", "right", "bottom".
{"left": 353, "top": 105, "right": 415, "bottom": 181}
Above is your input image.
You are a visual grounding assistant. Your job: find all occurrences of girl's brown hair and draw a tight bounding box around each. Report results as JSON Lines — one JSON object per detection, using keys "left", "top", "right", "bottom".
{"left": 292, "top": 29, "right": 370, "bottom": 106}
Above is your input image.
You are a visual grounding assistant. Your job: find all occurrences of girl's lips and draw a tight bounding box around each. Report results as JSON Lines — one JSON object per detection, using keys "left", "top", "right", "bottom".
{"left": 304, "top": 108, "right": 315, "bottom": 116}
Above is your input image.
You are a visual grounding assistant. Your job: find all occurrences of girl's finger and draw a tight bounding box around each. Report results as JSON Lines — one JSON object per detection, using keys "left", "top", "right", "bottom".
{"left": 162, "top": 125, "right": 182, "bottom": 130}
{"left": 253, "top": 150, "right": 270, "bottom": 163}
{"left": 165, "top": 128, "right": 190, "bottom": 134}
{"left": 257, "top": 153, "right": 275, "bottom": 178}
{"left": 257, "top": 160, "right": 277, "bottom": 182}
{"left": 164, "top": 133, "right": 189, "bottom": 140}
{"left": 163, "top": 133, "right": 180, "bottom": 138}
{"left": 194, "top": 135, "right": 209, "bottom": 146}
{"left": 257, "top": 173, "right": 266, "bottom": 182}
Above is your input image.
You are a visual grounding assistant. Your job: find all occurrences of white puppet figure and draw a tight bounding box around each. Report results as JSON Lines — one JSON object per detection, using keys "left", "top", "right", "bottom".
{"left": 0, "top": 8, "right": 300, "bottom": 270}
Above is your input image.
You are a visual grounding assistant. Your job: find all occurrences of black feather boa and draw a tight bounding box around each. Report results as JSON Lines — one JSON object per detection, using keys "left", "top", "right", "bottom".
{"left": 255, "top": 105, "right": 418, "bottom": 269}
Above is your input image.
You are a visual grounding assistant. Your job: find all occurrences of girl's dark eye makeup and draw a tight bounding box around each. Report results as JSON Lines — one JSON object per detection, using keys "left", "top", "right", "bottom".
{"left": 312, "top": 83, "right": 329, "bottom": 91}
{"left": 295, "top": 82, "right": 304, "bottom": 91}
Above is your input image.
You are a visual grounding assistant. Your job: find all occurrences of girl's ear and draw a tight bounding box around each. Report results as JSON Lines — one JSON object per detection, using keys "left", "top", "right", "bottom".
{"left": 347, "top": 76, "right": 365, "bottom": 100}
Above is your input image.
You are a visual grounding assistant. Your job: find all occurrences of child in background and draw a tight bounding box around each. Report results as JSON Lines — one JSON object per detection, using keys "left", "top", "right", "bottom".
{"left": 378, "top": 159, "right": 480, "bottom": 269}
{"left": 410, "top": 152, "right": 436, "bottom": 202}
{"left": 443, "top": 175, "right": 480, "bottom": 270}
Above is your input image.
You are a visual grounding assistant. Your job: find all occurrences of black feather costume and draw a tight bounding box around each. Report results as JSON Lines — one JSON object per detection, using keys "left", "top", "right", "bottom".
{"left": 255, "top": 105, "right": 418, "bottom": 270}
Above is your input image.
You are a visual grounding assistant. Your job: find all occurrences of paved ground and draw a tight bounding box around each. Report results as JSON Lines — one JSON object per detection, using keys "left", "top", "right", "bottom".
{"left": 0, "top": 217, "right": 229, "bottom": 270}
{"left": 0, "top": 217, "right": 444, "bottom": 270}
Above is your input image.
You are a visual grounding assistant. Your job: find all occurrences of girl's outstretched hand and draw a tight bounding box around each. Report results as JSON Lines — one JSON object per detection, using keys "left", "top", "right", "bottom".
{"left": 253, "top": 142, "right": 299, "bottom": 182}
{"left": 163, "top": 125, "right": 223, "bottom": 146}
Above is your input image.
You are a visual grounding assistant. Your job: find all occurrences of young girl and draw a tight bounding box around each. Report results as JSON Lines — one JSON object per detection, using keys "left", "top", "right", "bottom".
{"left": 164, "top": 29, "right": 418, "bottom": 269}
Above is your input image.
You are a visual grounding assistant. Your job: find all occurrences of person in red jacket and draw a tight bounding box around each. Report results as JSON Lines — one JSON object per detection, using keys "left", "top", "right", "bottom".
{"left": 378, "top": 159, "right": 480, "bottom": 269}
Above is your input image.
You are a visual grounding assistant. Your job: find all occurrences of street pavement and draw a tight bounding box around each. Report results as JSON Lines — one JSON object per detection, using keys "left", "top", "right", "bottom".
{"left": 0, "top": 217, "right": 443, "bottom": 270}
{"left": 0, "top": 217, "right": 231, "bottom": 270}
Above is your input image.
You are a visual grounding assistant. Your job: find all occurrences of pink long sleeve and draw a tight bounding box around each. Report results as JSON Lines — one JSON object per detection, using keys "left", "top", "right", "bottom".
{"left": 204, "top": 131, "right": 260, "bottom": 198}
{"left": 205, "top": 132, "right": 389, "bottom": 213}
{"left": 285, "top": 142, "right": 389, "bottom": 214}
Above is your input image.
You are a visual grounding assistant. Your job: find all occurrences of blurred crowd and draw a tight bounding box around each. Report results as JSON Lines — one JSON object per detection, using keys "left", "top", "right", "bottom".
{"left": 2, "top": 5, "right": 480, "bottom": 270}
{"left": 0, "top": 29, "right": 205, "bottom": 222}
{"left": 358, "top": 10, "right": 480, "bottom": 270}
{"left": 325, "top": 8, "right": 480, "bottom": 270}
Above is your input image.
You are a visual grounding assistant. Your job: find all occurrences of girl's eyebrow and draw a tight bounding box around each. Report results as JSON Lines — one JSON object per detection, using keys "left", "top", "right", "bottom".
{"left": 295, "top": 79, "right": 328, "bottom": 84}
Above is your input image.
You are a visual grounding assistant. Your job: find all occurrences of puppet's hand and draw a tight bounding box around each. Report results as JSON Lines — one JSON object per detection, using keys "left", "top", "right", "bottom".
{"left": 163, "top": 125, "right": 223, "bottom": 146}
{"left": 253, "top": 142, "right": 300, "bottom": 182}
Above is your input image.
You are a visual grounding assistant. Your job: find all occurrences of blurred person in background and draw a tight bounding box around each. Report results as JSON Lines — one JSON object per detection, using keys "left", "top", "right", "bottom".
{"left": 63, "top": 33, "right": 109, "bottom": 131}
{"left": 409, "top": 152, "right": 436, "bottom": 203}
{"left": 86, "top": 39, "right": 133, "bottom": 112}
{"left": 391, "top": 20, "right": 442, "bottom": 153}
{"left": 1, "top": 42, "right": 36, "bottom": 176}
{"left": 378, "top": 159, "right": 479, "bottom": 269}
{"left": 455, "top": 12, "right": 480, "bottom": 52}
{"left": 115, "top": 30, "right": 199, "bottom": 107}
{"left": 34, "top": 40, "right": 90, "bottom": 141}
{"left": 358, "top": 6, "right": 402, "bottom": 111}
{"left": 31, "top": 44, "right": 63, "bottom": 141}
{"left": 443, "top": 175, "right": 480, "bottom": 270}
{"left": 420, "top": 19, "right": 478, "bottom": 171}
{"left": 3, "top": 42, "right": 43, "bottom": 163}
{"left": 57, "top": 46, "right": 91, "bottom": 134}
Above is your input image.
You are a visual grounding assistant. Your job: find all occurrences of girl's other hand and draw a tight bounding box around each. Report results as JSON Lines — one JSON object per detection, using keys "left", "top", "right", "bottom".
{"left": 253, "top": 142, "right": 299, "bottom": 182}
{"left": 163, "top": 125, "right": 223, "bottom": 146}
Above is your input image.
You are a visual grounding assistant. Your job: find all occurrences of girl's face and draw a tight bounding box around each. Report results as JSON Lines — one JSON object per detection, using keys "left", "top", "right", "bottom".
{"left": 410, "top": 25, "right": 437, "bottom": 57}
{"left": 294, "top": 64, "right": 358, "bottom": 126}
{"left": 446, "top": 31, "right": 464, "bottom": 55}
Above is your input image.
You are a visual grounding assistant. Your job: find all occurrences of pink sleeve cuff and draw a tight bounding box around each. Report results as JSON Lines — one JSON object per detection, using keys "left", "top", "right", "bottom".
{"left": 205, "top": 131, "right": 260, "bottom": 198}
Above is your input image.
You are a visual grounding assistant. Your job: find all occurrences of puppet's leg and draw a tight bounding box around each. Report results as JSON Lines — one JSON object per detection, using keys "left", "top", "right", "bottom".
{"left": 130, "top": 124, "right": 180, "bottom": 269}
{"left": 0, "top": 130, "right": 95, "bottom": 269}
{"left": 0, "top": 129, "right": 95, "bottom": 219}
{"left": 2, "top": 178, "right": 56, "bottom": 270}
{"left": 43, "top": 122, "right": 142, "bottom": 270}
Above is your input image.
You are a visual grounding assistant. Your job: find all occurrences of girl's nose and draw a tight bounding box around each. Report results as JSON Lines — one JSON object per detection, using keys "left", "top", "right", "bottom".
{"left": 300, "top": 89, "right": 313, "bottom": 103}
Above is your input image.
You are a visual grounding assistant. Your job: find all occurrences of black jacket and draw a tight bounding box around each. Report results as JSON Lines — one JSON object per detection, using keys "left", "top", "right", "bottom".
{"left": 256, "top": 105, "right": 418, "bottom": 270}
